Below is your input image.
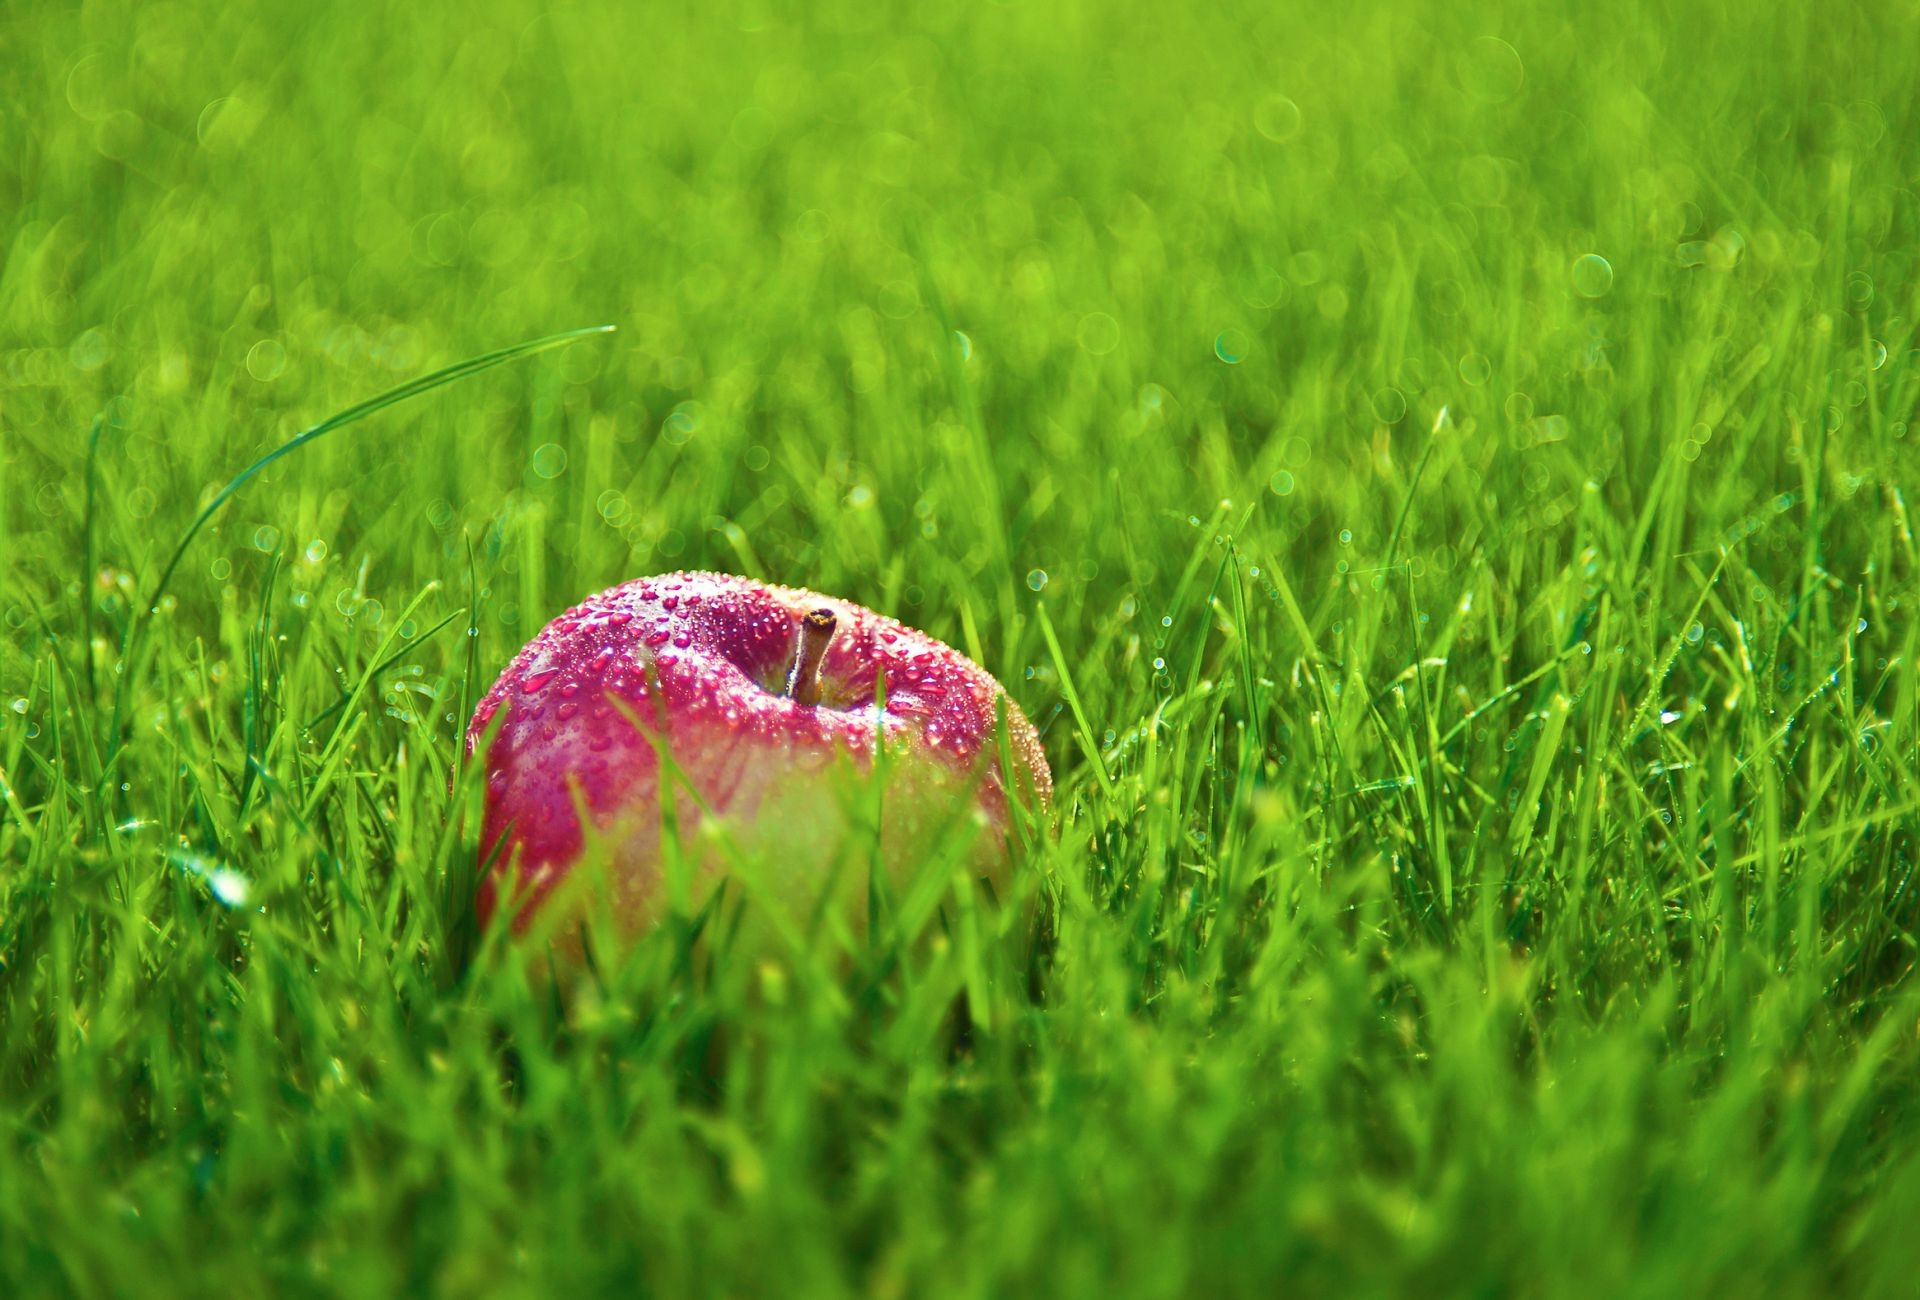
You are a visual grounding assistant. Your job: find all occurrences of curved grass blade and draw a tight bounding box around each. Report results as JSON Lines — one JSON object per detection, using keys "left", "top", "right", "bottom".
{"left": 145, "top": 323, "right": 614, "bottom": 616}
{"left": 109, "top": 323, "right": 615, "bottom": 761}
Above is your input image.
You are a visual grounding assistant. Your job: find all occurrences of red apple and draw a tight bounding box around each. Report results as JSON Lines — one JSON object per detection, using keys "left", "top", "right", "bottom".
{"left": 466, "top": 571, "right": 1051, "bottom": 949}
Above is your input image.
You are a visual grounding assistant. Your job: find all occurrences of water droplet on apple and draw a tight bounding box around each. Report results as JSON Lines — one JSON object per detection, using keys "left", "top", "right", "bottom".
{"left": 673, "top": 634, "right": 691, "bottom": 649}
{"left": 557, "top": 702, "right": 579, "bottom": 721}
{"left": 607, "top": 611, "right": 632, "bottom": 627}
{"left": 559, "top": 682, "right": 579, "bottom": 698}
{"left": 591, "top": 649, "right": 616, "bottom": 672}
{"left": 658, "top": 654, "right": 679, "bottom": 667}
{"left": 520, "top": 669, "right": 559, "bottom": 693}
{"left": 646, "top": 630, "right": 670, "bottom": 647}
{"left": 662, "top": 596, "right": 679, "bottom": 610}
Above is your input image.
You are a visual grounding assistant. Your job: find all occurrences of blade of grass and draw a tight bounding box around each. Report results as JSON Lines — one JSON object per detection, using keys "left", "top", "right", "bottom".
{"left": 107, "top": 324, "right": 615, "bottom": 761}
{"left": 1035, "top": 600, "right": 1115, "bottom": 803}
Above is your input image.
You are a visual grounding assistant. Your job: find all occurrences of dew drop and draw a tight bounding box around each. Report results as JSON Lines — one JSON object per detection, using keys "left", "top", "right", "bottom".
{"left": 1370, "top": 387, "right": 1407, "bottom": 424}
{"left": 1571, "top": 254, "right": 1614, "bottom": 298}
{"left": 209, "top": 870, "right": 251, "bottom": 908}
{"left": 520, "top": 669, "right": 559, "bottom": 693}
{"left": 1077, "top": 312, "right": 1120, "bottom": 355}
{"left": 531, "top": 443, "right": 568, "bottom": 479}
{"left": 1213, "top": 330, "right": 1248, "bottom": 364}
{"left": 1252, "top": 94, "right": 1303, "bottom": 143}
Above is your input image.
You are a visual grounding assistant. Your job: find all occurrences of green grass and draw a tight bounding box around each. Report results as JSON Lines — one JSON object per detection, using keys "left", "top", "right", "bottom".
{"left": 4, "top": 0, "right": 1920, "bottom": 1293}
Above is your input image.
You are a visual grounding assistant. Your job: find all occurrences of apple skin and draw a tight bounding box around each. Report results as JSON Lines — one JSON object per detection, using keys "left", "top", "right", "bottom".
{"left": 466, "top": 571, "right": 1051, "bottom": 947}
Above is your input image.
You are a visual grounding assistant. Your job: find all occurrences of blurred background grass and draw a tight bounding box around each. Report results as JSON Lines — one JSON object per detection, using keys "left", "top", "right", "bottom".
{"left": 4, "top": 0, "right": 1920, "bottom": 1294}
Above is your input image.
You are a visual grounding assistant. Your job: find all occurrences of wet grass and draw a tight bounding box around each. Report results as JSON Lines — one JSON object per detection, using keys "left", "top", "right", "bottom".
{"left": 4, "top": 0, "right": 1920, "bottom": 1294}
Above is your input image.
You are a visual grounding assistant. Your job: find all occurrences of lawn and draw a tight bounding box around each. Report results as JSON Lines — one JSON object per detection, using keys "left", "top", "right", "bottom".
{"left": 4, "top": 0, "right": 1920, "bottom": 1294}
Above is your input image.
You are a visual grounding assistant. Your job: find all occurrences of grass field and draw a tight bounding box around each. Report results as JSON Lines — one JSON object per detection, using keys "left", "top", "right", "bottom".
{"left": 5, "top": 0, "right": 1920, "bottom": 1294}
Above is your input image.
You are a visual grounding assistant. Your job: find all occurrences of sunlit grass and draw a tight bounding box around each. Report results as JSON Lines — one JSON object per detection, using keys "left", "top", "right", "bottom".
{"left": 4, "top": 0, "right": 1920, "bottom": 1294}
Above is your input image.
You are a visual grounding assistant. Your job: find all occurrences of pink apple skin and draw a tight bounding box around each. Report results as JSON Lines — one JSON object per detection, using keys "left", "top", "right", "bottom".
{"left": 466, "top": 571, "right": 1051, "bottom": 946}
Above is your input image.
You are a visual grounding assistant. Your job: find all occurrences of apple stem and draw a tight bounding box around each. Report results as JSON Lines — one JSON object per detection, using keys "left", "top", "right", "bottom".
{"left": 786, "top": 607, "right": 836, "bottom": 706}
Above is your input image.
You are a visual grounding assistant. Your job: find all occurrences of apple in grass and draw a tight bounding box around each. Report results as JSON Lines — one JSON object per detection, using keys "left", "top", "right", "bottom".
{"left": 465, "top": 570, "right": 1051, "bottom": 955}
